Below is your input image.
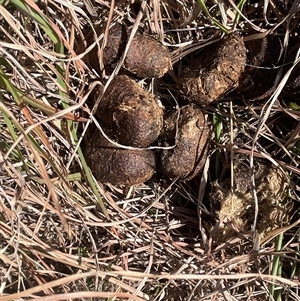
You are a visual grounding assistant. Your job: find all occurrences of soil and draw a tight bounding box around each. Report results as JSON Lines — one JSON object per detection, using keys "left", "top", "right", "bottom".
{"left": 284, "top": 42, "right": 300, "bottom": 97}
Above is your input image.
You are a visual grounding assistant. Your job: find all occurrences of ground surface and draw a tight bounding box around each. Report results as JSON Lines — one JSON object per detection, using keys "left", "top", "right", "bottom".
{"left": 0, "top": 1, "right": 300, "bottom": 300}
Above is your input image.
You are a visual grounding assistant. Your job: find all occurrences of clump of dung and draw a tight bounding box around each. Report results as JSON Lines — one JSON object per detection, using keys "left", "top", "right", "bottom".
{"left": 87, "top": 23, "right": 171, "bottom": 78}
{"left": 85, "top": 129, "right": 156, "bottom": 186}
{"left": 209, "top": 159, "right": 292, "bottom": 241}
{"left": 95, "top": 75, "right": 163, "bottom": 148}
{"left": 238, "top": 35, "right": 282, "bottom": 101}
{"left": 124, "top": 34, "right": 171, "bottom": 78}
{"left": 87, "top": 23, "right": 127, "bottom": 71}
{"left": 180, "top": 33, "right": 247, "bottom": 104}
{"left": 160, "top": 104, "right": 210, "bottom": 181}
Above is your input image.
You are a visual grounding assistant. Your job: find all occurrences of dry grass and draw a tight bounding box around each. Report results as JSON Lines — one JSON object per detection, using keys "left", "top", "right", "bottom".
{"left": 1, "top": 0, "right": 300, "bottom": 300}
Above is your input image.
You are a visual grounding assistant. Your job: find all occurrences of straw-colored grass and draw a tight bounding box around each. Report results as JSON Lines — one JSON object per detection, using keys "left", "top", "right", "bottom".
{"left": 1, "top": 0, "right": 300, "bottom": 300}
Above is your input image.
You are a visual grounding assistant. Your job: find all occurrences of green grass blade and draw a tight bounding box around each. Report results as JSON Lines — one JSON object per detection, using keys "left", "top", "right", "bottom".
{"left": 232, "top": 0, "right": 247, "bottom": 29}
{"left": 196, "top": 0, "right": 211, "bottom": 16}
{"left": 9, "top": 0, "right": 59, "bottom": 43}
{"left": 54, "top": 39, "right": 108, "bottom": 218}
{"left": 269, "top": 232, "right": 284, "bottom": 301}
{"left": 197, "top": 0, "right": 229, "bottom": 33}
{"left": 0, "top": 93, "right": 28, "bottom": 170}
{"left": 213, "top": 105, "right": 223, "bottom": 178}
